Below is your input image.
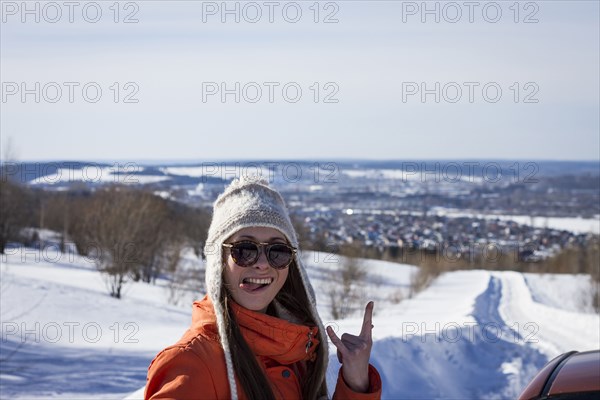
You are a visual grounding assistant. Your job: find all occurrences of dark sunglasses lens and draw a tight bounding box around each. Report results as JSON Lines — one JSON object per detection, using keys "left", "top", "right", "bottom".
{"left": 231, "top": 243, "right": 259, "bottom": 267}
{"left": 267, "top": 244, "right": 294, "bottom": 269}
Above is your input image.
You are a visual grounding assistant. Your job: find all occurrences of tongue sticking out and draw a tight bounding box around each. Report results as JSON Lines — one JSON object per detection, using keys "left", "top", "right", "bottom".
{"left": 240, "top": 279, "right": 272, "bottom": 292}
{"left": 240, "top": 282, "right": 264, "bottom": 291}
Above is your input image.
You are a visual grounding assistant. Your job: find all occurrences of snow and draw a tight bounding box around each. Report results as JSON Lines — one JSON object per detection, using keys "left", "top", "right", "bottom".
{"left": 340, "top": 168, "right": 485, "bottom": 183}
{"left": 504, "top": 215, "right": 600, "bottom": 235}
{"left": 523, "top": 273, "right": 597, "bottom": 314}
{"left": 494, "top": 271, "right": 599, "bottom": 358}
{"left": 341, "top": 169, "right": 423, "bottom": 181}
{"left": 300, "top": 251, "right": 417, "bottom": 322}
{"left": 432, "top": 208, "right": 600, "bottom": 235}
{"left": 29, "top": 166, "right": 169, "bottom": 186}
{"left": 1, "top": 244, "right": 598, "bottom": 399}
{"left": 159, "top": 165, "right": 272, "bottom": 180}
{"left": 159, "top": 166, "right": 216, "bottom": 178}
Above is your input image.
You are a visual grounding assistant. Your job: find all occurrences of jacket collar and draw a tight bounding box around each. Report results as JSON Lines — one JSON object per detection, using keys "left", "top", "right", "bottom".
{"left": 192, "top": 295, "right": 319, "bottom": 365}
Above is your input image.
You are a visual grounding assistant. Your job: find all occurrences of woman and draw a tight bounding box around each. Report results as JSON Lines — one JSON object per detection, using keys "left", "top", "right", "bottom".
{"left": 145, "top": 175, "right": 382, "bottom": 399}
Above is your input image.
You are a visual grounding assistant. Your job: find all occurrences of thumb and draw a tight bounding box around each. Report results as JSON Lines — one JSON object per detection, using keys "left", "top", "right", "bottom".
{"left": 326, "top": 326, "right": 344, "bottom": 363}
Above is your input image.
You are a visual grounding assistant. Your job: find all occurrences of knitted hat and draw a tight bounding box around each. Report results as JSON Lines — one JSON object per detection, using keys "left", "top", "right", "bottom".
{"left": 204, "top": 175, "right": 327, "bottom": 400}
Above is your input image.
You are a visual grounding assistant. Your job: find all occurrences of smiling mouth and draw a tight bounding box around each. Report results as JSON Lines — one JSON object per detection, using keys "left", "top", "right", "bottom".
{"left": 239, "top": 277, "right": 274, "bottom": 292}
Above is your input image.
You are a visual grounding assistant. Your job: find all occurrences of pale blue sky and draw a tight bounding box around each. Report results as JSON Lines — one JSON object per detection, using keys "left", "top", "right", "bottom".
{"left": 1, "top": 1, "right": 598, "bottom": 161}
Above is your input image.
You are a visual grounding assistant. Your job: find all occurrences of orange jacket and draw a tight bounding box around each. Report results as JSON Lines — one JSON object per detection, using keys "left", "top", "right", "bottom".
{"left": 145, "top": 295, "right": 382, "bottom": 399}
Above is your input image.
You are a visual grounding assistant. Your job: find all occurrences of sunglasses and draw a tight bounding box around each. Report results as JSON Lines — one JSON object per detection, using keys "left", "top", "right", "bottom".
{"left": 222, "top": 240, "right": 297, "bottom": 269}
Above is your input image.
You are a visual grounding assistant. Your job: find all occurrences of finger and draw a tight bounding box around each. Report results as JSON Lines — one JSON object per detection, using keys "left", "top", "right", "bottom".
{"left": 359, "top": 301, "right": 374, "bottom": 338}
{"left": 326, "top": 326, "right": 348, "bottom": 353}
{"left": 341, "top": 337, "right": 369, "bottom": 352}
{"left": 341, "top": 333, "right": 356, "bottom": 341}
{"left": 340, "top": 333, "right": 364, "bottom": 347}
{"left": 341, "top": 333, "right": 362, "bottom": 344}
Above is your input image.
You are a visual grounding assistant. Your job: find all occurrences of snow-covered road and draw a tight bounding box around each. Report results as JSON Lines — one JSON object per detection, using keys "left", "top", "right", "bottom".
{"left": 494, "top": 271, "right": 599, "bottom": 358}
{"left": 1, "top": 248, "right": 598, "bottom": 399}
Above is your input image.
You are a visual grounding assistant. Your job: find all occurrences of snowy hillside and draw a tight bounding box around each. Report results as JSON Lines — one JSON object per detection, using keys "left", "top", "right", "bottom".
{"left": 1, "top": 246, "right": 598, "bottom": 399}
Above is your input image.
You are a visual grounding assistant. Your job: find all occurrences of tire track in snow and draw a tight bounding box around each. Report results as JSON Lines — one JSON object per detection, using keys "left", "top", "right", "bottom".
{"left": 363, "top": 272, "right": 549, "bottom": 399}
{"left": 493, "top": 271, "right": 600, "bottom": 358}
{"left": 470, "top": 275, "right": 548, "bottom": 397}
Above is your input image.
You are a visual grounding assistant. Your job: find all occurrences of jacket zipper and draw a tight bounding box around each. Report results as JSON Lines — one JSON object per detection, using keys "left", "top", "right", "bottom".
{"left": 305, "top": 329, "right": 314, "bottom": 353}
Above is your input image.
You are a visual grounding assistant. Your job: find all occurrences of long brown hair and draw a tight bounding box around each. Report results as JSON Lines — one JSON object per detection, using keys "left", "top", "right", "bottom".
{"left": 219, "top": 259, "right": 329, "bottom": 400}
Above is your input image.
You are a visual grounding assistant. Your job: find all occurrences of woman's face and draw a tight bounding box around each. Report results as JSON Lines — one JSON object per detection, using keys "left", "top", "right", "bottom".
{"left": 223, "top": 226, "right": 290, "bottom": 313}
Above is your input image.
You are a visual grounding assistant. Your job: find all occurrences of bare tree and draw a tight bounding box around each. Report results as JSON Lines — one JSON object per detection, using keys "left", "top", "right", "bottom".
{"left": 1, "top": 136, "right": 18, "bottom": 164}
{"left": 0, "top": 180, "right": 32, "bottom": 253}
{"left": 130, "top": 196, "right": 171, "bottom": 284}
{"left": 164, "top": 240, "right": 206, "bottom": 306}
{"left": 0, "top": 142, "right": 31, "bottom": 253}
{"left": 327, "top": 256, "right": 367, "bottom": 319}
{"left": 177, "top": 205, "right": 210, "bottom": 258}
{"left": 75, "top": 186, "right": 170, "bottom": 298}
{"left": 41, "top": 192, "right": 72, "bottom": 253}
{"left": 408, "top": 258, "right": 440, "bottom": 298}
{"left": 388, "top": 289, "right": 404, "bottom": 304}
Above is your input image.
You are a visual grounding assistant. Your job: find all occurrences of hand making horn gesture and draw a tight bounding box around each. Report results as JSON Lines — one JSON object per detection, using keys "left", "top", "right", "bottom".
{"left": 326, "top": 301, "right": 375, "bottom": 393}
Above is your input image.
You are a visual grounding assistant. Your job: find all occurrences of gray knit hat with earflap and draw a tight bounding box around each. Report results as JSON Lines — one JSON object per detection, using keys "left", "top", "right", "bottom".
{"left": 204, "top": 175, "right": 327, "bottom": 400}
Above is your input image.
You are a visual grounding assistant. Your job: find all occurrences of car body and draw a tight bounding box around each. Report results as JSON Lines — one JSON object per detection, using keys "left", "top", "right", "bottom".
{"left": 519, "top": 350, "right": 600, "bottom": 400}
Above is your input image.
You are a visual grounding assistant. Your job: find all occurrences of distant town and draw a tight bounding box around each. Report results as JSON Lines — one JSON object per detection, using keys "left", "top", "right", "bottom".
{"left": 3, "top": 159, "right": 599, "bottom": 271}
